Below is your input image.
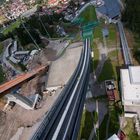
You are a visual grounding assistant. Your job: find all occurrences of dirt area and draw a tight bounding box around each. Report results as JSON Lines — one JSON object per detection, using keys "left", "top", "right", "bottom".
{"left": 27, "top": 39, "right": 70, "bottom": 70}
{"left": 46, "top": 44, "right": 82, "bottom": 87}
{"left": 0, "top": 89, "right": 61, "bottom": 140}
{"left": 124, "top": 28, "right": 135, "bottom": 48}
{"left": 27, "top": 48, "right": 54, "bottom": 70}
{"left": 21, "top": 39, "right": 70, "bottom": 96}
{"left": 20, "top": 75, "right": 46, "bottom": 97}
{"left": 0, "top": 40, "right": 83, "bottom": 140}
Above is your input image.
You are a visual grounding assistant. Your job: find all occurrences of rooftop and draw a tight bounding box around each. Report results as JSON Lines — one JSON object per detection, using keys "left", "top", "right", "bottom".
{"left": 121, "top": 66, "right": 140, "bottom": 105}
{"left": 129, "top": 66, "right": 140, "bottom": 84}
{"left": 96, "top": 0, "right": 120, "bottom": 19}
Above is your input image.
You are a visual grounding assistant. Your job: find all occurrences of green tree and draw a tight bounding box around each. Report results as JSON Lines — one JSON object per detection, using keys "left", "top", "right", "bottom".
{"left": 122, "top": 0, "right": 140, "bottom": 36}
{"left": 15, "top": 25, "right": 41, "bottom": 46}
{"left": 35, "top": 0, "right": 42, "bottom": 4}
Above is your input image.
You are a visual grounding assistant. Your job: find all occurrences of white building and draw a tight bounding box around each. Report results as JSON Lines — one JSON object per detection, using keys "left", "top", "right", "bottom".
{"left": 107, "top": 134, "right": 119, "bottom": 140}
{"left": 120, "top": 66, "right": 140, "bottom": 117}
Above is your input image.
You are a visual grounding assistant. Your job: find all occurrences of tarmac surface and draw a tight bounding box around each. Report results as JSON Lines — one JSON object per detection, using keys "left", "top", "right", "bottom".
{"left": 46, "top": 43, "right": 83, "bottom": 88}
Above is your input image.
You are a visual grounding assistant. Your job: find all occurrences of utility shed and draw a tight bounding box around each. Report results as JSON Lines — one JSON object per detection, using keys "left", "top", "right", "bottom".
{"left": 120, "top": 66, "right": 140, "bottom": 117}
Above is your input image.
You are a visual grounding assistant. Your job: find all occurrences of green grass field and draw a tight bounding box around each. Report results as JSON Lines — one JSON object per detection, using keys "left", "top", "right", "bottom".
{"left": 108, "top": 108, "right": 119, "bottom": 136}
{"left": 79, "top": 5, "right": 97, "bottom": 25}
{"left": 98, "top": 59, "right": 116, "bottom": 82}
{"left": 98, "top": 46, "right": 119, "bottom": 82}
{"left": 93, "top": 25, "right": 103, "bottom": 40}
{"left": 108, "top": 25, "right": 116, "bottom": 41}
{"left": 79, "top": 110, "right": 93, "bottom": 140}
{"left": 99, "top": 114, "right": 109, "bottom": 140}
{"left": 108, "top": 50, "right": 118, "bottom": 58}
{"left": 106, "top": 24, "right": 117, "bottom": 47}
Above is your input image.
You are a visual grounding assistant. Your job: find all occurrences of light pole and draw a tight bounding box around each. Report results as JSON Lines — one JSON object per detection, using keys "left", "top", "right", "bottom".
{"left": 20, "top": 17, "right": 40, "bottom": 50}
{"left": 38, "top": 13, "right": 50, "bottom": 38}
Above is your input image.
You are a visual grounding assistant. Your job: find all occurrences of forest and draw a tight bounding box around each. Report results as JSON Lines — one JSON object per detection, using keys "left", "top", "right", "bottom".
{"left": 122, "top": 0, "right": 140, "bottom": 63}
{"left": 122, "top": 0, "right": 140, "bottom": 36}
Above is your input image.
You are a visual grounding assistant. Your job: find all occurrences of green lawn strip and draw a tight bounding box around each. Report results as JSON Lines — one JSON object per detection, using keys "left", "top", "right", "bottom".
{"left": 78, "top": 109, "right": 86, "bottom": 140}
{"left": 80, "top": 5, "right": 97, "bottom": 24}
{"left": 99, "top": 114, "right": 109, "bottom": 140}
{"left": 90, "top": 40, "right": 99, "bottom": 71}
{"left": 108, "top": 108, "right": 119, "bottom": 137}
{"left": 93, "top": 111, "right": 98, "bottom": 124}
{"left": 0, "top": 65, "right": 5, "bottom": 84}
{"left": 106, "top": 24, "right": 117, "bottom": 48}
{"left": 108, "top": 50, "right": 119, "bottom": 80}
{"left": 3, "top": 20, "right": 21, "bottom": 35}
{"left": 93, "top": 42, "right": 99, "bottom": 70}
{"left": 72, "top": 32, "right": 82, "bottom": 43}
{"left": 108, "top": 50, "right": 118, "bottom": 58}
{"left": 93, "top": 25, "right": 102, "bottom": 40}
{"left": 98, "top": 48, "right": 119, "bottom": 82}
{"left": 123, "top": 118, "right": 139, "bottom": 140}
{"left": 80, "top": 110, "right": 93, "bottom": 139}
{"left": 98, "top": 59, "right": 116, "bottom": 82}
{"left": 107, "top": 24, "right": 117, "bottom": 42}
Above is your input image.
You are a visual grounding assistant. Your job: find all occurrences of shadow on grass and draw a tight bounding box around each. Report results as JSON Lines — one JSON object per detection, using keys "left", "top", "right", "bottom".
{"left": 108, "top": 108, "right": 120, "bottom": 137}
{"left": 80, "top": 110, "right": 93, "bottom": 140}
{"left": 90, "top": 59, "right": 99, "bottom": 72}
{"left": 98, "top": 58, "right": 115, "bottom": 82}
{"left": 99, "top": 114, "right": 109, "bottom": 140}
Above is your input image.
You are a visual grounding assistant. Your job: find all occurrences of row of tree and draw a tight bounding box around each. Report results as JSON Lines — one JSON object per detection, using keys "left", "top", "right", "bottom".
{"left": 122, "top": 0, "right": 140, "bottom": 36}
{"left": 0, "top": 12, "right": 65, "bottom": 46}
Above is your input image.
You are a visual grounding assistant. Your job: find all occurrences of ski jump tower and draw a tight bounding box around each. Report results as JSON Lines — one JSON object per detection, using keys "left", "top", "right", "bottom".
{"left": 0, "top": 66, "right": 48, "bottom": 110}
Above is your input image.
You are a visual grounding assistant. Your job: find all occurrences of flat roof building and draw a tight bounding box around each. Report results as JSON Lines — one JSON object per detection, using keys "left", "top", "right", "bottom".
{"left": 120, "top": 66, "right": 140, "bottom": 117}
